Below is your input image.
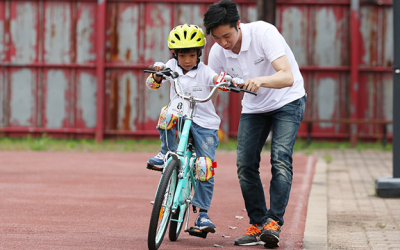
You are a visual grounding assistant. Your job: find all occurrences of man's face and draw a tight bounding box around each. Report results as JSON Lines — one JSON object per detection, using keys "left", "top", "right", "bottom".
{"left": 210, "top": 21, "right": 240, "bottom": 51}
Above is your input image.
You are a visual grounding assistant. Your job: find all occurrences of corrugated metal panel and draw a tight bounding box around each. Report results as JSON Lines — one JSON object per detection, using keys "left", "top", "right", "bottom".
{"left": 76, "top": 70, "right": 97, "bottom": 128}
{"left": 104, "top": 69, "right": 141, "bottom": 131}
{"left": 10, "top": 1, "right": 39, "bottom": 63}
{"left": 44, "top": 2, "right": 73, "bottom": 63}
{"left": 42, "top": 69, "right": 70, "bottom": 128}
{"left": 9, "top": 68, "right": 37, "bottom": 127}
{"left": 76, "top": 2, "right": 97, "bottom": 64}
{"left": 0, "top": 1, "right": 5, "bottom": 63}
{"left": 0, "top": 0, "right": 394, "bottom": 142}
{"left": 0, "top": 69, "right": 4, "bottom": 127}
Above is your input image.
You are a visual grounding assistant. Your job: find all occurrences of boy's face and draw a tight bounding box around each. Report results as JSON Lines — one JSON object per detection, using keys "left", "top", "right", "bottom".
{"left": 210, "top": 21, "right": 241, "bottom": 52}
{"left": 176, "top": 50, "right": 198, "bottom": 72}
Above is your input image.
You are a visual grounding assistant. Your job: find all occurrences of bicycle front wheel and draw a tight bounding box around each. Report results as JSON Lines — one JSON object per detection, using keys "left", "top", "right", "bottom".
{"left": 148, "top": 159, "right": 179, "bottom": 250}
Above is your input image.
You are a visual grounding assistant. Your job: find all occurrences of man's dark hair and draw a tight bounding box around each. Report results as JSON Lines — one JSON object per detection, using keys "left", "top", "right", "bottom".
{"left": 203, "top": 0, "right": 241, "bottom": 35}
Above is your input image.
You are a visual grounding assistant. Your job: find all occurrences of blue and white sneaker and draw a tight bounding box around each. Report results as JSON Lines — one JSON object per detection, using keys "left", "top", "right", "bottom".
{"left": 147, "top": 151, "right": 165, "bottom": 171}
{"left": 194, "top": 212, "right": 216, "bottom": 233}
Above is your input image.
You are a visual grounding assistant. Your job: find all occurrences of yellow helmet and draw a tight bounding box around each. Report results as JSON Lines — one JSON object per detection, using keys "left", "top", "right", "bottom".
{"left": 168, "top": 24, "right": 206, "bottom": 50}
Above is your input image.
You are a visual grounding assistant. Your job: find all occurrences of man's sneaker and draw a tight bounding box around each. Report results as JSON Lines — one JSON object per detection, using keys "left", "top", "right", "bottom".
{"left": 234, "top": 225, "right": 265, "bottom": 246}
{"left": 147, "top": 151, "right": 165, "bottom": 171}
{"left": 194, "top": 213, "right": 216, "bottom": 233}
{"left": 260, "top": 218, "right": 281, "bottom": 248}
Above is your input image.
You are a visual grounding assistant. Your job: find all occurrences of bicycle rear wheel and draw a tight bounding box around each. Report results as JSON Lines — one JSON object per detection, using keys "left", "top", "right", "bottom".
{"left": 148, "top": 159, "right": 179, "bottom": 250}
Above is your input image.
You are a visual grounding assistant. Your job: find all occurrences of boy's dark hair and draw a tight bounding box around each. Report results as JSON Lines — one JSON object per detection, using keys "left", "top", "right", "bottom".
{"left": 174, "top": 48, "right": 199, "bottom": 55}
{"left": 203, "top": 0, "right": 241, "bottom": 35}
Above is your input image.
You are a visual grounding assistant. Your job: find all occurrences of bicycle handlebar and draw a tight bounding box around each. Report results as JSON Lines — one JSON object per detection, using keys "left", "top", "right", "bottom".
{"left": 144, "top": 66, "right": 257, "bottom": 103}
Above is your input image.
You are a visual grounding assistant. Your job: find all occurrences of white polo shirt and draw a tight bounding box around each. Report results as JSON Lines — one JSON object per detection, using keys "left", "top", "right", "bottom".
{"left": 164, "top": 59, "right": 220, "bottom": 130}
{"left": 208, "top": 21, "right": 305, "bottom": 114}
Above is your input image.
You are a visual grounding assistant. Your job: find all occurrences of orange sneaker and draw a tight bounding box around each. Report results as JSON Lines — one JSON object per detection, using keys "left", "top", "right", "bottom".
{"left": 260, "top": 218, "right": 281, "bottom": 248}
{"left": 234, "top": 225, "right": 265, "bottom": 246}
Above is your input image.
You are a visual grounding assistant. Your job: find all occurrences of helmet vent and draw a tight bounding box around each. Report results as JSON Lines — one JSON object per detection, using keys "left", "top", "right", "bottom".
{"left": 191, "top": 32, "right": 197, "bottom": 40}
{"left": 197, "top": 38, "right": 201, "bottom": 41}
{"left": 175, "top": 34, "right": 180, "bottom": 40}
{"left": 184, "top": 30, "right": 187, "bottom": 39}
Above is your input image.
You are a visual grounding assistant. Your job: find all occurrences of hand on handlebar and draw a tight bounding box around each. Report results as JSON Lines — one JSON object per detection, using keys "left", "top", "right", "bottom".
{"left": 224, "top": 76, "right": 257, "bottom": 96}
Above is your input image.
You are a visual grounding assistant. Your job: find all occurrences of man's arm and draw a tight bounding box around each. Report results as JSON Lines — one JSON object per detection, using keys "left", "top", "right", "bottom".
{"left": 240, "top": 55, "right": 294, "bottom": 93}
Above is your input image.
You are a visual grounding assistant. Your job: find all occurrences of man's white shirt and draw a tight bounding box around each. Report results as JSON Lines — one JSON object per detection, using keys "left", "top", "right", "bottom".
{"left": 208, "top": 21, "right": 305, "bottom": 114}
{"left": 164, "top": 59, "right": 220, "bottom": 130}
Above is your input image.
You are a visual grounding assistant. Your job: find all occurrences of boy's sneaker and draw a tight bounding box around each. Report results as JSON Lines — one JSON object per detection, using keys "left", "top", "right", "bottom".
{"left": 147, "top": 151, "right": 165, "bottom": 171}
{"left": 260, "top": 218, "right": 281, "bottom": 248}
{"left": 234, "top": 225, "right": 265, "bottom": 246}
{"left": 194, "top": 213, "right": 216, "bottom": 233}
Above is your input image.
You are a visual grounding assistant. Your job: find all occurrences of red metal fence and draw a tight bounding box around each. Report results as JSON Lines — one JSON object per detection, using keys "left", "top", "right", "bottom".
{"left": 0, "top": 0, "right": 394, "bottom": 143}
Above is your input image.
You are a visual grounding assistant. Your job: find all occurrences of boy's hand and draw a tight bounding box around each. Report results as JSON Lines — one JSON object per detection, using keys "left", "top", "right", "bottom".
{"left": 232, "top": 77, "right": 245, "bottom": 87}
{"left": 152, "top": 62, "right": 165, "bottom": 83}
{"left": 154, "top": 62, "right": 165, "bottom": 72}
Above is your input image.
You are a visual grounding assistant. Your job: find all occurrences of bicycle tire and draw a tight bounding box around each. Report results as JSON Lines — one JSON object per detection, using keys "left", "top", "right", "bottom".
{"left": 148, "top": 159, "right": 179, "bottom": 250}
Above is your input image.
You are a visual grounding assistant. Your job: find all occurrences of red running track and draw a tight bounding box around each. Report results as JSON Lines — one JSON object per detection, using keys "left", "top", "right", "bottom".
{"left": 0, "top": 151, "right": 316, "bottom": 250}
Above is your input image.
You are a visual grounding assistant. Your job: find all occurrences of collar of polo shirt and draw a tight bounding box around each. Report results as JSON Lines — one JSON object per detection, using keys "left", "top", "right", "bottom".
{"left": 223, "top": 23, "right": 251, "bottom": 58}
{"left": 176, "top": 64, "right": 199, "bottom": 77}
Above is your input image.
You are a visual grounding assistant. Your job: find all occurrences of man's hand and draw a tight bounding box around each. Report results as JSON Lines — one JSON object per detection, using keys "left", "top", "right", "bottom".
{"left": 243, "top": 78, "right": 262, "bottom": 93}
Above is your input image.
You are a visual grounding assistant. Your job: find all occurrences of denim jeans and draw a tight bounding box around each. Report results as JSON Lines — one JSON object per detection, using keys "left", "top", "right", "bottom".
{"left": 159, "top": 121, "right": 219, "bottom": 211}
{"left": 236, "top": 95, "right": 306, "bottom": 226}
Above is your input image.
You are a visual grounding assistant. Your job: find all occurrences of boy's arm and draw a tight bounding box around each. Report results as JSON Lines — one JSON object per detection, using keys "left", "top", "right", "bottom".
{"left": 211, "top": 75, "right": 219, "bottom": 105}
{"left": 145, "top": 63, "right": 165, "bottom": 90}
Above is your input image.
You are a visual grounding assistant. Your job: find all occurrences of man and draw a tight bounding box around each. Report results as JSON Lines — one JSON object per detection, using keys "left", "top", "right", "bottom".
{"left": 204, "top": 0, "right": 306, "bottom": 248}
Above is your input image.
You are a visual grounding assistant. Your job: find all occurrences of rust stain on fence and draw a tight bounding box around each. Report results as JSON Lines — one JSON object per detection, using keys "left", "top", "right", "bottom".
{"left": 109, "top": 3, "right": 119, "bottom": 62}
{"left": 122, "top": 77, "right": 131, "bottom": 130}
{"left": 109, "top": 72, "right": 119, "bottom": 130}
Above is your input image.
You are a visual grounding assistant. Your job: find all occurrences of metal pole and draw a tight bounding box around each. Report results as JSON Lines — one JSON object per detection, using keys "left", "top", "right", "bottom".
{"left": 375, "top": 0, "right": 400, "bottom": 198}
{"left": 95, "top": 0, "right": 106, "bottom": 143}
{"left": 393, "top": 0, "right": 400, "bottom": 178}
{"left": 350, "top": 0, "right": 360, "bottom": 146}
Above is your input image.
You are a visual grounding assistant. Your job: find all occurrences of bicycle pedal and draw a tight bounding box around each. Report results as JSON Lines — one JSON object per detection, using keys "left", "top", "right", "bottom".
{"left": 146, "top": 162, "right": 163, "bottom": 172}
{"left": 185, "top": 227, "right": 208, "bottom": 239}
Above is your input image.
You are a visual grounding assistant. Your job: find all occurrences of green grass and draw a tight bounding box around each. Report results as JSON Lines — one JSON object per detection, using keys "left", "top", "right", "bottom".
{"left": 0, "top": 135, "right": 393, "bottom": 153}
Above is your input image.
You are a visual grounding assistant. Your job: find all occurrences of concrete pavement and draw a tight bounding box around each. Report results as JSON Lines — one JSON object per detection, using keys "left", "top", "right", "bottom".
{"left": 302, "top": 149, "right": 400, "bottom": 249}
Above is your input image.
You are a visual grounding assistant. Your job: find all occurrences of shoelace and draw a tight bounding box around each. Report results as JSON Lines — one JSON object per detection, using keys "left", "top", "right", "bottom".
{"left": 199, "top": 214, "right": 212, "bottom": 223}
{"left": 263, "top": 221, "right": 280, "bottom": 231}
{"left": 245, "top": 225, "right": 261, "bottom": 236}
{"left": 155, "top": 152, "right": 165, "bottom": 159}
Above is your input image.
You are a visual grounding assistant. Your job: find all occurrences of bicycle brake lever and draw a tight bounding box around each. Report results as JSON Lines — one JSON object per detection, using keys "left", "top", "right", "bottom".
{"left": 229, "top": 84, "right": 257, "bottom": 96}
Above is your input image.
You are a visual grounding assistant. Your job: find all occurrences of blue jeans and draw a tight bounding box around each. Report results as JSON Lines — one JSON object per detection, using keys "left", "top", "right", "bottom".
{"left": 236, "top": 95, "right": 306, "bottom": 226}
{"left": 159, "top": 121, "right": 219, "bottom": 211}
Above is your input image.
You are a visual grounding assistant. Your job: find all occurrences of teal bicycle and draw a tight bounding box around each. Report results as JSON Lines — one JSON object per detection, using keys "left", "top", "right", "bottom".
{"left": 144, "top": 67, "right": 256, "bottom": 250}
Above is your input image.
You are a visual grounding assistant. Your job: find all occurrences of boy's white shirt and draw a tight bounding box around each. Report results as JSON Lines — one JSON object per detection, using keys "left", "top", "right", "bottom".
{"left": 163, "top": 59, "right": 220, "bottom": 130}
{"left": 208, "top": 21, "right": 305, "bottom": 114}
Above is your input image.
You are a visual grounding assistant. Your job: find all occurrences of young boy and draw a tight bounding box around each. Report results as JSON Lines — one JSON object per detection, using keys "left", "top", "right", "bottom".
{"left": 145, "top": 24, "right": 221, "bottom": 233}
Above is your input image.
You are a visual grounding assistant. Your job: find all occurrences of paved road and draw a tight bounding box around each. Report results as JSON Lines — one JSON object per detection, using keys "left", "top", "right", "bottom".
{"left": 0, "top": 151, "right": 315, "bottom": 250}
